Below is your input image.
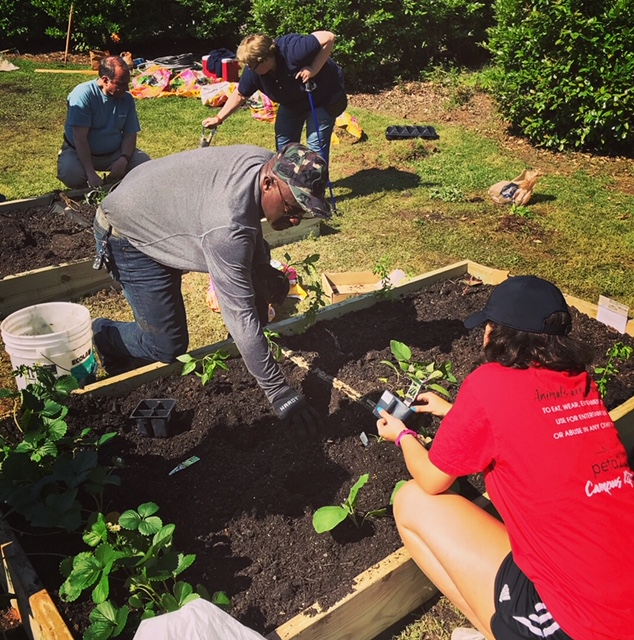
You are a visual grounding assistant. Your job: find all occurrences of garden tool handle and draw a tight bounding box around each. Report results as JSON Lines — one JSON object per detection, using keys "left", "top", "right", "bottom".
{"left": 200, "top": 126, "right": 217, "bottom": 148}
{"left": 304, "top": 79, "right": 317, "bottom": 92}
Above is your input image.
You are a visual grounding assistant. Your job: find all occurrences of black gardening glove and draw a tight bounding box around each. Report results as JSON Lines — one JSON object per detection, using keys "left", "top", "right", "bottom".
{"left": 272, "top": 389, "right": 323, "bottom": 441}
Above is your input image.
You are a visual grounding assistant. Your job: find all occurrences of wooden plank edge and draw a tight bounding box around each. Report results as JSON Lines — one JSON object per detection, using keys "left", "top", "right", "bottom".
{"left": 35, "top": 69, "right": 97, "bottom": 74}
{"left": 0, "top": 260, "right": 113, "bottom": 319}
{"left": 0, "top": 519, "right": 73, "bottom": 640}
{"left": 564, "top": 293, "right": 634, "bottom": 337}
{"left": 267, "top": 547, "right": 437, "bottom": 640}
{"left": 264, "top": 217, "right": 321, "bottom": 248}
{"left": 0, "top": 190, "right": 90, "bottom": 212}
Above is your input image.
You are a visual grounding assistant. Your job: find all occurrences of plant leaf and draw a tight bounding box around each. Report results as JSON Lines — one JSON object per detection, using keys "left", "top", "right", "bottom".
{"left": 312, "top": 506, "right": 348, "bottom": 533}
{"left": 347, "top": 473, "right": 370, "bottom": 507}
{"left": 390, "top": 340, "right": 411, "bottom": 362}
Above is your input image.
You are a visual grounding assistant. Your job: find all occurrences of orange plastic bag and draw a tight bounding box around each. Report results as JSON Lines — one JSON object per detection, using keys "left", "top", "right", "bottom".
{"left": 488, "top": 169, "right": 541, "bottom": 206}
{"left": 130, "top": 64, "right": 172, "bottom": 99}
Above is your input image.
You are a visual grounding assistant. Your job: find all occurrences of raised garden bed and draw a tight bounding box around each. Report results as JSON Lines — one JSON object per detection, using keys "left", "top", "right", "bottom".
{"left": 2, "top": 261, "right": 634, "bottom": 640}
{"left": 0, "top": 195, "right": 321, "bottom": 318}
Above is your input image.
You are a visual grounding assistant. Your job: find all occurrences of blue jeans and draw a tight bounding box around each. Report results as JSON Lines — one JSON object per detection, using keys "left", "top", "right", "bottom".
{"left": 275, "top": 104, "right": 335, "bottom": 165}
{"left": 93, "top": 219, "right": 189, "bottom": 374}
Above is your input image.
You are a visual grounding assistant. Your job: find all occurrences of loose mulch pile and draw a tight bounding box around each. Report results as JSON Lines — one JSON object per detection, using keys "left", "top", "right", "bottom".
{"left": 9, "top": 276, "right": 634, "bottom": 639}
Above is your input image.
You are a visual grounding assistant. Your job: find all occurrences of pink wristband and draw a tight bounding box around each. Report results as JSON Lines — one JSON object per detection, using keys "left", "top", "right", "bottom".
{"left": 395, "top": 429, "right": 418, "bottom": 448}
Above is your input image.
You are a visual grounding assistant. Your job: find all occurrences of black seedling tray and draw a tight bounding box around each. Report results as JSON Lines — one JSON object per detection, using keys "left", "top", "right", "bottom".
{"left": 130, "top": 398, "right": 177, "bottom": 438}
{"left": 385, "top": 125, "right": 439, "bottom": 140}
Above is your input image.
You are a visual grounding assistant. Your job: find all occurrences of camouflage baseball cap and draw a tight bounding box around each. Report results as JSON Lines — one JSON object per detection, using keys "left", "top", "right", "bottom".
{"left": 271, "top": 143, "right": 332, "bottom": 219}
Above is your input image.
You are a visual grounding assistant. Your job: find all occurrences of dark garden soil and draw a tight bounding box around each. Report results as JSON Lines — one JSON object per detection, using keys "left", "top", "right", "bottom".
{"left": 7, "top": 276, "right": 634, "bottom": 639}
{"left": 0, "top": 202, "right": 96, "bottom": 279}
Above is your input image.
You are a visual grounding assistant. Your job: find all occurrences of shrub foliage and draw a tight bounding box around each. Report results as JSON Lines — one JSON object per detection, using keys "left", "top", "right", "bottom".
{"left": 488, "top": 0, "right": 634, "bottom": 153}
{"left": 1, "top": 0, "right": 492, "bottom": 89}
{"left": 248, "top": 0, "right": 492, "bottom": 87}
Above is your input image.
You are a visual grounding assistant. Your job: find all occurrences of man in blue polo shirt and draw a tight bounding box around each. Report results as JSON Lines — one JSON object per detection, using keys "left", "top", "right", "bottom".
{"left": 57, "top": 55, "right": 150, "bottom": 189}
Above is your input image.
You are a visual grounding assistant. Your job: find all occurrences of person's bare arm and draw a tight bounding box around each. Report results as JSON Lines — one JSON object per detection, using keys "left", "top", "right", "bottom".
{"left": 377, "top": 409, "right": 455, "bottom": 495}
{"left": 108, "top": 132, "right": 137, "bottom": 180}
{"left": 72, "top": 126, "right": 103, "bottom": 187}
{"left": 203, "top": 90, "right": 248, "bottom": 128}
{"left": 295, "top": 31, "right": 336, "bottom": 83}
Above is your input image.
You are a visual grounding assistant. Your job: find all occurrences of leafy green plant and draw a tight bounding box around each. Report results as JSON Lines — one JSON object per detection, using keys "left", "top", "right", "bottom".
{"left": 380, "top": 340, "right": 457, "bottom": 398}
{"left": 313, "top": 476, "right": 409, "bottom": 532}
{"left": 429, "top": 185, "right": 466, "bottom": 202}
{"left": 509, "top": 203, "right": 534, "bottom": 219}
{"left": 488, "top": 0, "right": 634, "bottom": 153}
{"left": 594, "top": 342, "right": 633, "bottom": 399}
{"left": 59, "top": 502, "right": 214, "bottom": 640}
{"left": 283, "top": 252, "right": 327, "bottom": 328}
{"left": 249, "top": 0, "right": 491, "bottom": 87}
{"left": 365, "top": 480, "right": 407, "bottom": 519}
{"left": 372, "top": 256, "right": 394, "bottom": 300}
{"left": 312, "top": 474, "right": 369, "bottom": 533}
{"left": 176, "top": 350, "right": 229, "bottom": 386}
{"left": 264, "top": 328, "right": 283, "bottom": 361}
{"left": 84, "top": 185, "right": 111, "bottom": 208}
{"left": 0, "top": 365, "right": 119, "bottom": 529}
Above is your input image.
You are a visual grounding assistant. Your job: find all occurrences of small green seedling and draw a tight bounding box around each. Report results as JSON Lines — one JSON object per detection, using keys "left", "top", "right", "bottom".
{"left": 509, "top": 203, "right": 534, "bottom": 219}
{"left": 84, "top": 186, "right": 109, "bottom": 207}
{"left": 264, "top": 328, "right": 283, "bottom": 361}
{"left": 283, "top": 252, "right": 327, "bottom": 328}
{"left": 372, "top": 256, "right": 394, "bottom": 300}
{"left": 594, "top": 341, "right": 633, "bottom": 398}
{"left": 365, "top": 480, "right": 407, "bottom": 518}
{"left": 177, "top": 350, "right": 229, "bottom": 386}
{"left": 380, "top": 340, "right": 457, "bottom": 398}
{"left": 429, "top": 185, "right": 465, "bottom": 203}
{"left": 312, "top": 474, "right": 369, "bottom": 533}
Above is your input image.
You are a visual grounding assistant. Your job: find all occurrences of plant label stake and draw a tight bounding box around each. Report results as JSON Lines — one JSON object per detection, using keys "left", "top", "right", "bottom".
{"left": 403, "top": 379, "right": 423, "bottom": 406}
{"left": 169, "top": 455, "right": 200, "bottom": 476}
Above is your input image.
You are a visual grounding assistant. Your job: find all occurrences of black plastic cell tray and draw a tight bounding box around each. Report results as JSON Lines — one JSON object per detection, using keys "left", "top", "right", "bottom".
{"left": 130, "top": 398, "right": 176, "bottom": 437}
{"left": 385, "top": 125, "right": 439, "bottom": 140}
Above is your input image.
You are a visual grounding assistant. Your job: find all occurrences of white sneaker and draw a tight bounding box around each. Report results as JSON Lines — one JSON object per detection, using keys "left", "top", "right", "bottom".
{"left": 451, "top": 628, "right": 486, "bottom": 640}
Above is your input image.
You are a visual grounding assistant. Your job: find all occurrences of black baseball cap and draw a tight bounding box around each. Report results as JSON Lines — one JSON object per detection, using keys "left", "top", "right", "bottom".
{"left": 464, "top": 276, "right": 571, "bottom": 335}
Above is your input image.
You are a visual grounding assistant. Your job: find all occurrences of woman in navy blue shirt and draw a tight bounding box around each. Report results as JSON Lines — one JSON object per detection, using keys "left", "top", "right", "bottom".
{"left": 202, "top": 31, "right": 346, "bottom": 165}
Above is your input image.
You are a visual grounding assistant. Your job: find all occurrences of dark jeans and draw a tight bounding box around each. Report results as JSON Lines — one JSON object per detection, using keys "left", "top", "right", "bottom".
{"left": 275, "top": 103, "right": 336, "bottom": 165}
{"left": 93, "top": 219, "right": 188, "bottom": 374}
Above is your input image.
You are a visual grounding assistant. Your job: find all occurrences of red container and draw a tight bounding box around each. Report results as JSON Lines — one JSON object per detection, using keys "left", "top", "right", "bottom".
{"left": 201, "top": 56, "right": 217, "bottom": 79}
{"left": 222, "top": 58, "right": 239, "bottom": 82}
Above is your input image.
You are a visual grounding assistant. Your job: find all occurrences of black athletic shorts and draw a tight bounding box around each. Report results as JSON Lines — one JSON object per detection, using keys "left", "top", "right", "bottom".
{"left": 490, "top": 553, "right": 573, "bottom": 640}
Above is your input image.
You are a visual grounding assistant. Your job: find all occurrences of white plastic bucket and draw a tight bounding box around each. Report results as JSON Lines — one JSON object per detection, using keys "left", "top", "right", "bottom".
{"left": 1, "top": 302, "right": 97, "bottom": 389}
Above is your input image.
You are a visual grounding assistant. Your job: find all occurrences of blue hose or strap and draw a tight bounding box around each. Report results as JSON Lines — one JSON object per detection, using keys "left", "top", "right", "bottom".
{"left": 305, "top": 80, "right": 338, "bottom": 214}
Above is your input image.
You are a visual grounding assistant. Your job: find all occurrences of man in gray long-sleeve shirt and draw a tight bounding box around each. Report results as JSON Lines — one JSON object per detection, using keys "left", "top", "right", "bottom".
{"left": 92, "top": 142, "right": 331, "bottom": 438}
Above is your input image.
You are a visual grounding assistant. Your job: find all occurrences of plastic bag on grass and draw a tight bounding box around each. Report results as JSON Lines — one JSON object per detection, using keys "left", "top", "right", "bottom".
{"left": 201, "top": 81, "right": 235, "bottom": 107}
{"left": 488, "top": 169, "right": 541, "bottom": 206}
{"left": 131, "top": 64, "right": 172, "bottom": 98}
{"left": 247, "top": 90, "right": 278, "bottom": 122}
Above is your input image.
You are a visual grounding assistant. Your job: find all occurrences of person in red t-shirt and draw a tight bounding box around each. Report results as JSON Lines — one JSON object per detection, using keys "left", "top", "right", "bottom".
{"left": 377, "top": 276, "right": 634, "bottom": 640}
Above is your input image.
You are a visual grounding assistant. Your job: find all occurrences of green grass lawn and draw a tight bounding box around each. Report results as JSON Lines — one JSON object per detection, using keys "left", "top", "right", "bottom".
{"left": 2, "top": 54, "right": 634, "bottom": 639}
{"left": 3, "top": 55, "right": 633, "bottom": 310}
